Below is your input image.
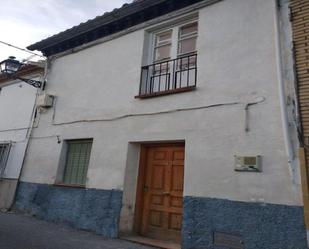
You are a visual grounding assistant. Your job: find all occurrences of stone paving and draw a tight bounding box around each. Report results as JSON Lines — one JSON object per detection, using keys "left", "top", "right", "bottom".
{"left": 0, "top": 212, "right": 155, "bottom": 249}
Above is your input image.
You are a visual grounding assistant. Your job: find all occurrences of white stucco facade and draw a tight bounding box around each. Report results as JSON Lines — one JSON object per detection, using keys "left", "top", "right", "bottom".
{"left": 0, "top": 78, "right": 39, "bottom": 179}
{"left": 0, "top": 70, "right": 42, "bottom": 209}
{"left": 20, "top": 0, "right": 301, "bottom": 209}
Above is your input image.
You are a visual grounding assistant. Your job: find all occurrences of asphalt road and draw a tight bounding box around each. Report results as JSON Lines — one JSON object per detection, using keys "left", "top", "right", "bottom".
{"left": 0, "top": 212, "right": 155, "bottom": 249}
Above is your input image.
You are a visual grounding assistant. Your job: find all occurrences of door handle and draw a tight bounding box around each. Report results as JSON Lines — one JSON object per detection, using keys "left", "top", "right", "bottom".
{"left": 163, "top": 192, "right": 170, "bottom": 195}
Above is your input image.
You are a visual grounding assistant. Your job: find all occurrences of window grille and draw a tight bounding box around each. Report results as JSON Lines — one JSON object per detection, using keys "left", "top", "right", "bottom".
{"left": 63, "top": 139, "right": 92, "bottom": 186}
{"left": 0, "top": 143, "right": 11, "bottom": 178}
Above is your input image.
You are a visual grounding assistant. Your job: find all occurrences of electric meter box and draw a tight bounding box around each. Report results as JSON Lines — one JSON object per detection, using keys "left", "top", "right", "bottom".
{"left": 37, "top": 94, "right": 54, "bottom": 108}
{"left": 234, "top": 155, "right": 262, "bottom": 172}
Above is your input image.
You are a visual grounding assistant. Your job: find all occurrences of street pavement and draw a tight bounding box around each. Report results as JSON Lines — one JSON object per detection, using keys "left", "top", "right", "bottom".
{"left": 0, "top": 212, "right": 155, "bottom": 249}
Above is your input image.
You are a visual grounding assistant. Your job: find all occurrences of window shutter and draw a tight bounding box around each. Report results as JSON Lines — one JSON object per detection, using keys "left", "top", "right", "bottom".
{"left": 0, "top": 143, "right": 11, "bottom": 178}
{"left": 63, "top": 140, "right": 92, "bottom": 185}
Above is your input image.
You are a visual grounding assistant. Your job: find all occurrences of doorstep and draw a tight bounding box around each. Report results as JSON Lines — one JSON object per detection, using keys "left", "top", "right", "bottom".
{"left": 121, "top": 235, "right": 181, "bottom": 249}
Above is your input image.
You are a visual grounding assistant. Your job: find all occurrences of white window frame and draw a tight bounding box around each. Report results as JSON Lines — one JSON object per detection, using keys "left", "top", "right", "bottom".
{"left": 138, "top": 17, "right": 198, "bottom": 96}
{"left": 177, "top": 21, "right": 199, "bottom": 57}
{"left": 150, "top": 19, "right": 198, "bottom": 64}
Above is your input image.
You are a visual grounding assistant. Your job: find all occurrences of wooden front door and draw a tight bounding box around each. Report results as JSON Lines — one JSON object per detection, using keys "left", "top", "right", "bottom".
{"left": 139, "top": 144, "right": 184, "bottom": 243}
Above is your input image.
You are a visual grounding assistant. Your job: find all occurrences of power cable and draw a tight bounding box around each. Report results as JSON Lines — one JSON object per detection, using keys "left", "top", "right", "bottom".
{"left": 52, "top": 101, "right": 242, "bottom": 126}
{"left": 0, "top": 40, "right": 45, "bottom": 58}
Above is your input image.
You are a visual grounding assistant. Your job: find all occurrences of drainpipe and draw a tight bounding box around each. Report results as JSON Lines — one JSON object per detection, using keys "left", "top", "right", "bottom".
{"left": 274, "top": 0, "right": 296, "bottom": 183}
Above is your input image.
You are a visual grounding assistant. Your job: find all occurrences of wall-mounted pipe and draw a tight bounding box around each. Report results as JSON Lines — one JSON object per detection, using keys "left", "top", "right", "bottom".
{"left": 274, "top": 0, "right": 296, "bottom": 183}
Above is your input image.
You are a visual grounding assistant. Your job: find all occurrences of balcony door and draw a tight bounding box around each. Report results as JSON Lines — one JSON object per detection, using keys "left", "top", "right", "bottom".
{"left": 139, "top": 21, "right": 198, "bottom": 96}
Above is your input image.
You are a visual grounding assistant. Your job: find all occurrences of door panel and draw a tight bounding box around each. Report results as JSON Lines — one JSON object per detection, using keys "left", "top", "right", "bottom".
{"left": 140, "top": 144, "right": 185, "bottom": 243}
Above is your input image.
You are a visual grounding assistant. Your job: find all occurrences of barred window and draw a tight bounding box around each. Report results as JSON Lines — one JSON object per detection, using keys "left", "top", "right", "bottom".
{"left": 63, "top": 139, "right": 92, "bottom": 186}
{"left": 0, "top": 143, "right": 11, "bottom": 178}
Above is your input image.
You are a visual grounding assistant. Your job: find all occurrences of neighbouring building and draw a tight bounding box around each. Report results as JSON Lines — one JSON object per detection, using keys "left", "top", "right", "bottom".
{"left": 0, "top": 63, "right": 44, "bottom": 210}
{"left": 11, "top": 0, "right": 308, "bottom": 248}
{"left": 290, "top": 0, "right": 309, "bottom": 242}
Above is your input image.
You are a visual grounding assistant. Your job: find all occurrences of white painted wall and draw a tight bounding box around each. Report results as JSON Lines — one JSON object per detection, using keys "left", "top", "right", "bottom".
{"left": 21, "top": 0, "right": 301, "bottom": 206}
{"left": 0, "top": 79, "right": 38, "bottom": 179}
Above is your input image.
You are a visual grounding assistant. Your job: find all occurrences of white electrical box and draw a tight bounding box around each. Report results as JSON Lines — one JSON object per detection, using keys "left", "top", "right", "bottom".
{"left": 234, "top": 155, "right": 262, "bottom": 172}
{"left": 37, "top": 94, "right": 54, "bottom": 108}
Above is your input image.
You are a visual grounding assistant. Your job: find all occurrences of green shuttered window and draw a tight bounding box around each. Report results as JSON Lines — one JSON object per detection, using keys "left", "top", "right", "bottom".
{"left": 63, "top": 139, "right": 92, "bottom": 186}
{"left": 0, "top": 143, "right": 11, "bottom": 178}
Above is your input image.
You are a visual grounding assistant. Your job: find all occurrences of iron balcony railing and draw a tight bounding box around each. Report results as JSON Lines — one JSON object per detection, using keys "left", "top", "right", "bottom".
{"left": 138, "top": 53, "right": 197, "bottom": 96}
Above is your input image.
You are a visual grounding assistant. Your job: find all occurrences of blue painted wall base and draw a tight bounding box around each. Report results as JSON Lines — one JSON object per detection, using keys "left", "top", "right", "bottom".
{"left": 14, "top": 182, "right": 307, "bottom": 248}
{"left": 14, "top": 182, "right": 122, "bottom": 238}
{"left": 182, "top": 196, "right": 307, "bottom": 249}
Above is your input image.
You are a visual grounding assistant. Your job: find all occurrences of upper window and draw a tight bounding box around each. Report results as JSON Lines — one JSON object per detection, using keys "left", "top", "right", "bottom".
{"left": 178, "top": 22, "right": 198, "bottom": 57}
{"left": 154, "top": 22, "right": 198, "bottom": 62}
{"left": 62, "top": 139, "right": 92, "bottom": 186}
{"left": 0, "top": 143, "right": 11, "bottom": 178}
{"left": 154, "top": 30, "right": 173, "bottom": 62}
{"left": 138, "top": 21, "right": 198, "bottom": 98}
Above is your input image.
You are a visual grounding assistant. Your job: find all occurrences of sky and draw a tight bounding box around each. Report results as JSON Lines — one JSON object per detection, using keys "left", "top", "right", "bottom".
{"left": 0, "top": 0, "right": 132, "bottom": 62}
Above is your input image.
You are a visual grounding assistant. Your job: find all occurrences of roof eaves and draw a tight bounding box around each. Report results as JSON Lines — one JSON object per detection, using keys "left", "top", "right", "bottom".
{"left": 27, "top": 0, "right": 167, "bottom": 51}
